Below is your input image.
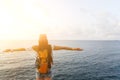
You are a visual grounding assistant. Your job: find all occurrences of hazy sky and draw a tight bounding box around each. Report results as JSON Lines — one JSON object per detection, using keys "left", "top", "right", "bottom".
{"left": 0, "top": 0, "right": 120, "bottom": 40}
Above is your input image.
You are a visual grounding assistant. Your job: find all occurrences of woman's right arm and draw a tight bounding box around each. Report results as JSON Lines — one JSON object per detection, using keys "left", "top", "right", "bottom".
{"left": 53, "top": 45, "right": 83, "bottom": 51}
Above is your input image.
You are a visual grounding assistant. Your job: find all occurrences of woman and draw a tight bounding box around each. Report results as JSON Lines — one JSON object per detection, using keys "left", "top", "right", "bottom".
{"left": 3, "top": 34, "right": 83, "bottom": 80}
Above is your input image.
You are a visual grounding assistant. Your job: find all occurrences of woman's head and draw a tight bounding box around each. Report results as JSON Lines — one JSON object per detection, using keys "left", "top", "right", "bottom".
{"left": 38, "top": 34, "right": 48, "bottom": 49}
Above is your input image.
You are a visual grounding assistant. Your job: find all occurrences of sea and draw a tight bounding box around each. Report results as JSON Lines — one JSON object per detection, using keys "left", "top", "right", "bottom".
{"left": 0, "top": 40, "right": 120, "bottom": 80}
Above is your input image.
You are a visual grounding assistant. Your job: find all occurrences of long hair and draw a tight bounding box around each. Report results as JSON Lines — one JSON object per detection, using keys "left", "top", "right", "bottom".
{"left": 38, "top": 34, "right": 48, "bottom": 50}
{"left": 38, "top": 34, "right": 53, "bottom": 67}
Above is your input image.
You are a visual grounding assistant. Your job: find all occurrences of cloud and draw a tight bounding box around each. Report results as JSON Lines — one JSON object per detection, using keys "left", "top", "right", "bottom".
{"left": 52, "top": 11, "right": 120, "bottom": 40}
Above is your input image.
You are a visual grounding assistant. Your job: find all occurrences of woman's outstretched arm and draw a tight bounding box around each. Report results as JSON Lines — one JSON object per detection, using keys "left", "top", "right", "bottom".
{"left": 53, "top": 45, "right": 83, "bottom": 51}
{"left": 3, "top": 45, "right": 38, "bottom": 52}
{"left": 3, "top": 48, "right": 26, "bottom": 52}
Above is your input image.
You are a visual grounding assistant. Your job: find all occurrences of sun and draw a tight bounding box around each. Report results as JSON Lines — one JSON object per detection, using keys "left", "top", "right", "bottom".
{"left": 0, "top": 0, "right": 60, "bottom": 40}
{"left": 0, "top": 1, "right": 49, "bottom": 40}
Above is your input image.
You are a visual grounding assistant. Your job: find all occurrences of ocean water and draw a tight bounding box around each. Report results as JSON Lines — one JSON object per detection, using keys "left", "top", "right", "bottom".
{"left": 0, "top": 40, "right": 120, "bottom": 80}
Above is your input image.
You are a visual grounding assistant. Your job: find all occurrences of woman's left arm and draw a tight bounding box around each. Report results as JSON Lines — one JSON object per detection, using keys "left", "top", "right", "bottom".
{"left": 3, "top": 48, "right": 26, "bottom": 52}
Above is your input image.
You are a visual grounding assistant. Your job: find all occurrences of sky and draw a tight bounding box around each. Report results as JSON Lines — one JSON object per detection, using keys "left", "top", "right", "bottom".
{"left": 0, "top": 0, "right": 120, "bottom": 40}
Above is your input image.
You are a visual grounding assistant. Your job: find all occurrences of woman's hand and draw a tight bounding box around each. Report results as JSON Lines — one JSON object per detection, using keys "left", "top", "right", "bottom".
{"left": 72, "top": 48, "right": 83, "bottom": 51}
{"left": 3, "top": 49, "right": 12, "bottom": 52}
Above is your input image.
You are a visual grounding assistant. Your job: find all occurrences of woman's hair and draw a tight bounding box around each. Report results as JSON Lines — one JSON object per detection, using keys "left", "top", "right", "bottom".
{"left": 38, "top": 34, "right": 49, "bottom": 50}
{"left": 38, "top": 34, "right": 53, "bottom": 66}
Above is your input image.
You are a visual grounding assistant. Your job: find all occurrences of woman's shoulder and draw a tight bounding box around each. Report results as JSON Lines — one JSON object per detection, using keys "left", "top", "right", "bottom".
{"left": 32, "top": 45, "right": 38, "bottom": 48}
{"left": 32, "top": 45, "right": 39, "bottom": 51}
